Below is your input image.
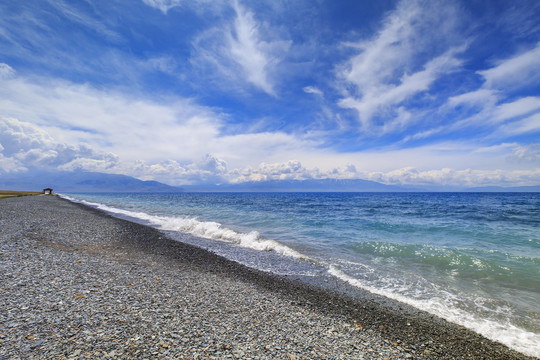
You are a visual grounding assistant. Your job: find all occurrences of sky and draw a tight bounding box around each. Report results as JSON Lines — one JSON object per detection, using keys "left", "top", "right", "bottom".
{"left": 1, "top": 0, "right": 539, "bottom": 188}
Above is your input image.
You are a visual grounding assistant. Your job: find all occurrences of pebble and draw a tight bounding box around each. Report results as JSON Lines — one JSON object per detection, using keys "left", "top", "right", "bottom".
{"left": 0, "top": 196, "right": 534, "bottom": 360}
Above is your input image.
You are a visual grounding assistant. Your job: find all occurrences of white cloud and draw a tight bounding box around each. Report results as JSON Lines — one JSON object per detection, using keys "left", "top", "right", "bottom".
{"left": 0, "top": 63, "right": 15, "bottom": 78}
{"left": 0, "top": 73, "right": 225, "bottom": 163}
{"left": 445, "top": 95, "right": 540, "bottom": 135}
{"left": 229, "top": 158, "right": 540, "bottom": 188}
{"left": 337, "top": 0, "right": 464, "bottom": 129}
{"left": 2, "top": 100, "right": 538, "bottom": 187}
{"left": 492, "top": 96, "right": 540, "bottom": 122}
{"left": 146, "top": 56, "right": 178, "bottom": 74}
{"left": 230, "top": 160, "right": 359, "bottom": 184}
{"left": 45, "top": 0, "right": 122, "bottom": 43}
{"left": 191, "top": 0, "right": 291, "bottom": 96}
{"left": 478, "top": 42, "right": 540, "bottom": 90}
{"left": 303, "top": 86, "right": 323, "bottom": 97}
{"left": 141, "top": 0, "right": 183, "bottom": 14}
{"left": 442, "top": 49, "right": 540, "bottom": 140}
{"left": 0, "top": 153, "right": 26, "bottom": 173}
{"left": 0, "top": 116, "right": 119, "bottom": 173}
{"left": 0, "top": 70, "right": 322, "bottom": 184}
{"left": 0, "top": 112, "right": 232, "bottom": 184}
{"left": 228, "top": 1, "right": 276, "bottom": 95}
{"left": 511, "top": 143, "right": 540, "bottom": 162}
{"left": 198, "top": 153, "right": 228, "bottom": 174}
{"left": 363, "top": 167, "right": 540, "bottom": 187}
{"left": 495, "top": 113, "right": 540, "bottom": 137}
{"left": 131, "top": 154, "right": 229, "bottom": 185}
{"left": 447, "top": 89, "right": 498, "bottom": 108}
{"left": 231, "top": 160, "right": 315, "bottom": 182}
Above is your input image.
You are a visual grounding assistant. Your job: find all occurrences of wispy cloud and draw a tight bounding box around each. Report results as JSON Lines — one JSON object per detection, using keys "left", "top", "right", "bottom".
{"left": 337, "top": 0, "right": 464, "bottom": 130}
{"left": 45, "top": 0, "right": 123, "bottom": 43}
{"left": 1, "top": 1, "right": 538, "bottom": 188}
{"left": 478, "top": 42, "right": 540, "bottom": 90}
{"left": 142, "top": 0, "right": 183, "bottom": 14}
{"left": 227, "top": 0, "right": 282, "bottom": 95}
{"left": 191, "top": 0, "right": 291, "bottom": 96}
{"left": 405, "top": 42, "right": 540, "bottom": 144}
{"left": 303, "top": 86, "right": 323, "bottom": 97}
{"left": 0, "top": 63, "right": 15, "bottom": 78}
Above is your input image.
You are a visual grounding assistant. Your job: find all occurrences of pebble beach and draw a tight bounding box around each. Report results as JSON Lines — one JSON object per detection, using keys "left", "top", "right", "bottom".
{"left": 0, "top": 195, "right": 535, "bottom": 360}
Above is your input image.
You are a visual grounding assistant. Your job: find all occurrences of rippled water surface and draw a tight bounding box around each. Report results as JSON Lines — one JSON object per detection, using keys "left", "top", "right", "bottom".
{"left": 62, "top": 192, "right": 540, "bottom": 357}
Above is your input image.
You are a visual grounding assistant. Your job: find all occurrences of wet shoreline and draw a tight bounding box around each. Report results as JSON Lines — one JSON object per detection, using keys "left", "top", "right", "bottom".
{"left": 0, "top": 195, "right": 534, "bottom": 359}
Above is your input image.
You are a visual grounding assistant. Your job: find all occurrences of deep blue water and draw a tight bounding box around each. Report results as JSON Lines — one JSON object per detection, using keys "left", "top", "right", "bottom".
{"left": 62, "top": 192, "right": 540, "bottom": 357}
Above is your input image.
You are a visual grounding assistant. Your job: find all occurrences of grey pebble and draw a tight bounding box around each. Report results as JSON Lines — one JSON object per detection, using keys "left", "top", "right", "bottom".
{"left": 0, "top": 196, "right": 534, "bottom": 360}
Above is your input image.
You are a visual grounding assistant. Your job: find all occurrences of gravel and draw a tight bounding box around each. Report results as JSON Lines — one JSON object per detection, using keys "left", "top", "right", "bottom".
{"left": 0, "top": 195, "right": 534, "bottom": 359}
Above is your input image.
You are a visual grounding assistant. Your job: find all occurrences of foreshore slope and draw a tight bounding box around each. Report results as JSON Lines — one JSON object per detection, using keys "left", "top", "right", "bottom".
{"left": 0, "top": 195, "right": 534, "bottom": 359}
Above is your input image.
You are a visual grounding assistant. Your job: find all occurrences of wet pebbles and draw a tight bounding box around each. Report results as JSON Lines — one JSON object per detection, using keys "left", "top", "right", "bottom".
{"left": 0, "top": 196, "right": 534, "bottom": 359}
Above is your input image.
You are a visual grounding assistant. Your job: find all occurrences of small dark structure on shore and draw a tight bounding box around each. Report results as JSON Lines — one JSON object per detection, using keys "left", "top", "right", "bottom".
{"left": 42, "top": 188, "right": 53, "bottom": 195}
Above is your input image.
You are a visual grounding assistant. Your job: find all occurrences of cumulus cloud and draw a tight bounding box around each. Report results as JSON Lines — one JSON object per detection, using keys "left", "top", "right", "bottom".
{"left": 0, "top": 117, "right": 119, "bottom": 173}
{"left": 0, "top": 69, "right": 330, "bottom": 184}
{"left": 231, "top": 160, "right": 314, "bottom": 182}
{"left": 230, "top": 160, "right": 362, "bottom": 183}
{"left": 0, "top": 153, "right": 25, "bottom": 173}
{"left": 363, "top": 167, "right": 540, "bottom": 187}
{"left": 191, "top": 0, "right": 291, "bottom": 96}
{"left": 131, "top": 154, "right": 228, "bottom": 185}
{"left": 229, "top": 159, "right": 540, "bottom": 188}
{"left": 0, "top": 113, "right": 231, "bottom": 184}
{"left": 0, "top": 72, "right": 225, "bottom": 163}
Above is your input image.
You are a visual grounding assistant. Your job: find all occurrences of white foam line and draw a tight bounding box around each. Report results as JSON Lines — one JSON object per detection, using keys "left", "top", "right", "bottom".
{"left": 60, "top": 194, "right": 539, "bottom": 357}
{"left": 328, "top": 265, "right": 540, "bottom": 358}
{"left": 60, "top": 194, "right": 309, "bottom": 260}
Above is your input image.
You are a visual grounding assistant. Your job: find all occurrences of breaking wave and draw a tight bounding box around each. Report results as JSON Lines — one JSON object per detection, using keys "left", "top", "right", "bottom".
{"left": 60, "top": 194, "right": 308, "bottom": 260}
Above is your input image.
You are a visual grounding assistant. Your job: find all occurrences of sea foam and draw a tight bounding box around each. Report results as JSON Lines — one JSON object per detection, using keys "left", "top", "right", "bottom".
{"left": 328, "top": 265, "right": 540, "bottom": 358}
{"left": 60, "top": 194, "right": 308, "bottom": 260}
{"left": 60, "top": 192, "right": 540, "bottom": 358}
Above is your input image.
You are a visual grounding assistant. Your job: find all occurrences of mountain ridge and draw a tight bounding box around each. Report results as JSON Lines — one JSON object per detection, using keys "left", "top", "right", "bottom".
{"left": 1, "top": 171, "right": 538, "bottom": 192}
{"left": 0, "top": 171, "right": 183, "bottom": 193}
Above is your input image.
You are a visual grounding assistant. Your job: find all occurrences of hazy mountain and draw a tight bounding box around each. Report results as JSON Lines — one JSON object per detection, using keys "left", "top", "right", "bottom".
{"left": 464, "top": 185, "right": 540, "bottom": 192}
{"left": 182, "top": 178, "right": 410, "bottom": 192}
{"left": 2, "top": 170, "right": 538, "bottom": 193}
{"left": 0, "top": 171, "right": 183, "bottom": 193}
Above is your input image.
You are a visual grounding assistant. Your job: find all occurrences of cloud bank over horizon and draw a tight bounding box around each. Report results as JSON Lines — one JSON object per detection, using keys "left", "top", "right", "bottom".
{"left": 0, "top": 0, "right": 539, "bottom": 188}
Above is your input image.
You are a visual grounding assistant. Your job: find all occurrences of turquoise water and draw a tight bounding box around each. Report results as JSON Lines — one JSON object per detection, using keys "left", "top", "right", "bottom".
{"left": 62, "top": 192, "right": 540, "bottom": 357}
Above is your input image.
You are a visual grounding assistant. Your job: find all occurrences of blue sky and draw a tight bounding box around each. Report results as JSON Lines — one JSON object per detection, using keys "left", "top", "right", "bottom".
{"left": 1, "top": 0, "right": 539, "bottom": 187}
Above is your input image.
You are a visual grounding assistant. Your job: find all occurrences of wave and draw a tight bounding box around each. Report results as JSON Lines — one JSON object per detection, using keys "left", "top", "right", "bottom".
{"left": 60, "top": 194, "right": 309, "bottom": 260}
{"left": 329, "top": 265, "right": 540, "bottom": 358}
{"left": 347, "top": 241, "right": 540, "bottom": 291}
{"left": 60, "top": 194, "right": 539, "bottom": 358}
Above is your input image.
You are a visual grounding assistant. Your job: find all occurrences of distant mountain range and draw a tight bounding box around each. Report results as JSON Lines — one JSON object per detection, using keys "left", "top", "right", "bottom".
{"left": 1, "top": 170, "right": 538, "bottom": 193}
{"left": 0, "top": 171, "right": 183, "bottom": 193}
{"left": 464, "top": 185, "right": 540, "bottom": 192}
{"left": 182, "top": 178, "right": 410, "bottom": 192}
